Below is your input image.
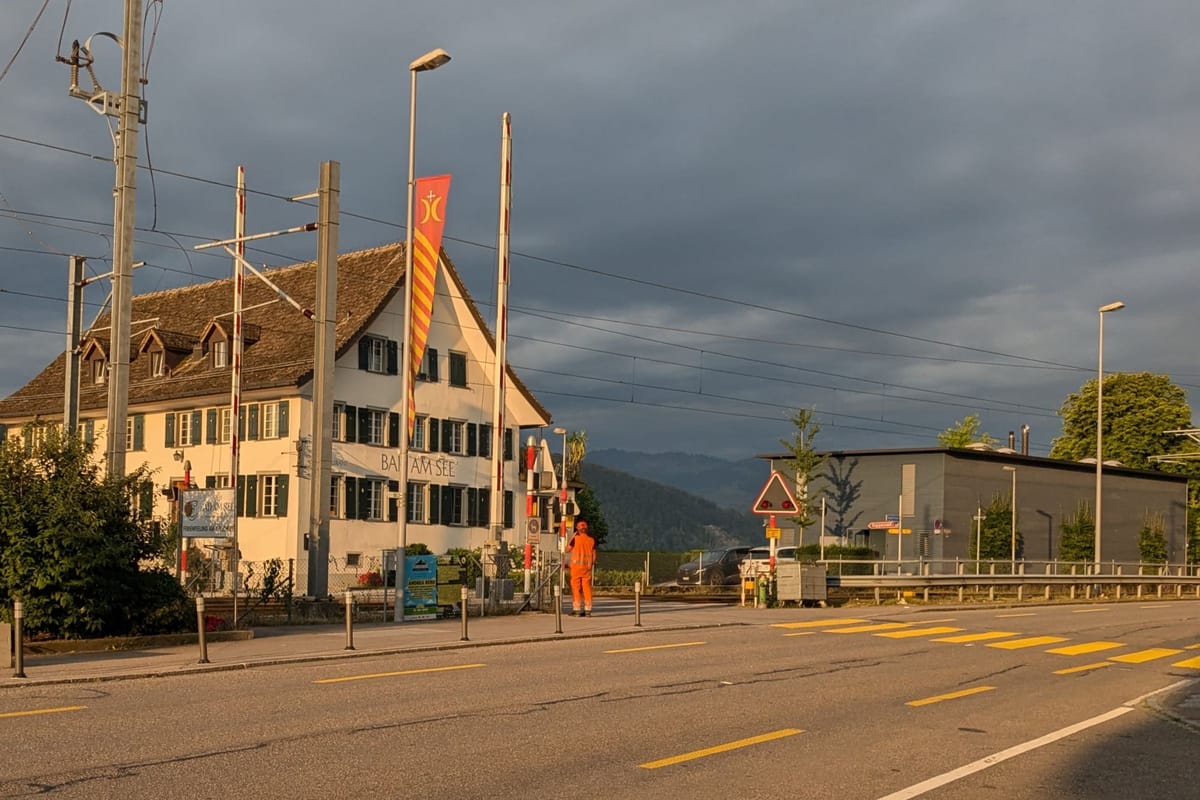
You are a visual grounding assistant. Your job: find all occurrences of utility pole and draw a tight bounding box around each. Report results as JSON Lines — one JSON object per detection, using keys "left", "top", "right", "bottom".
{"left": 64, "top": 256, "right": 85, "bottom": 432}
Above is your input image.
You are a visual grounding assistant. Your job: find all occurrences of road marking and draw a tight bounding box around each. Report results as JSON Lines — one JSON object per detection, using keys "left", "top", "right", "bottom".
{"left": 995, "top": 612, "right": 1036, "bottom": 618}
{"left": 783, "top": 631, "right": 816, "bottom": 637}
{"left": 877, "top": 626, "right": 963, "bottom": 639}
{"left": 639, "top": 728, "right": 803, "bottom": 769}
{"left": 1055, "top": 662, "right": 1113, "bottom": 675}
{"left": 772, "top": 618, "right": 865, "bottom": 629}
{"left": 1072, "top": 608, "right": 1110, "bottom": 614}
{"left": 933, "top": 631, "right": 1019, "bottom": 643}
{"left": 910, "top": 618, "right": 957, "bottom": 624}
{"left": 313, "top": 663, "right": 484, "bottom": 684}
{"left": 987, "top": 636, "right": 1069, "bottom": 650}
{"left": 1109, "top": 648, "right": 1183, "bottom": 664}
{"left": 875, "top": 707, "right": 1133, "bottom": 799}
{"left": 1046, "top": 641, "right": 1124, "bottom": 656}
{"left": 906, "top": 686, "right": 996, "bottom": 707}
{"left": 825, "top": 622, "right": 911, "bottom": 634}
{"left": 1138, "top": 605, "right": 1171, "bottom": 609}
{"left": 1186, "top": 644, "right": 1200, "bottom": 650}
{"left": 1171, "top": 656, "right": 1200, "bottom": 669}
{"left": 606, "top": 641, "right": 705, "bottom": 654}
{"left": 0, "top": 705, "right": 87, "bottom": 719}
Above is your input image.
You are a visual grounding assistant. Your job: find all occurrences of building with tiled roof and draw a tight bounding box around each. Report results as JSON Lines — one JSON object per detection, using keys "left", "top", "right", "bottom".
{"left": 0, "top": 242, "right": 552, "bottom": 595}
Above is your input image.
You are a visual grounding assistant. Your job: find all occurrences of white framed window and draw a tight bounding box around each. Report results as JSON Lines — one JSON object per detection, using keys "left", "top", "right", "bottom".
{"left": 329, "top": 474, "right": 342, "bottom": 518}
{"left": 220, "top": 408, "right": 232, "bottom": 444}
{"left": 365, "top": 479, "right": 384, "bottom": 521}
{"left": 412, "top": 415, "right": 428, "bottom": 451}
{"left": 448, "top": 420, "right": 466, "bottom": 455}
{"left": 261, "top": 474, "right": 281, "bottom": 517}
{"left": 367, "top": 408, "right": 386, "bottom": 446}
{"left": 332, "top": 403, "right": 344, "bottom": 441}
{"left": 211, "top": 474, "right": 233, "bottom": 489}
{"left": 368, "top": 337, "right": 387, "bottom": 373}
{"left": 91, "top": 359, "right": 106, "bottom": 385}
{"left": 126, "top": 418, "right": 135, "bottom": 450}
{"left": 150, "top": 351, "right": 165, "bottom": 378}
{"left": 212, "top": 339, "right": 228, "bottom": 368}
{"left": 407, "top": 482, "right": 426, "bottom": 524}
{"left": 176, "top": 412, "right": 196, "bottom": 446}
{"left": 263, "top": 403, "right": 278, "bottom": 439}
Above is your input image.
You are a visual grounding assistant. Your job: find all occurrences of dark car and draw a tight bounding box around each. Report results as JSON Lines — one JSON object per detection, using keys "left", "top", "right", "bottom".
{"left": 677, "top": 546, "right": 753, "bottom": 586}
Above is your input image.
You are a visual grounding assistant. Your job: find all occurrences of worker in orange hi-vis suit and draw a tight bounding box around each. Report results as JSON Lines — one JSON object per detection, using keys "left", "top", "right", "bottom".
{"left": 565, "top": 520, "right": 596, "bottom": 617}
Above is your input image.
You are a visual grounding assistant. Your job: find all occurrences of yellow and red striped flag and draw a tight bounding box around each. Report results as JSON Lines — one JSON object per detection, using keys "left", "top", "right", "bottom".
{"left": 408, "top": 174, "right": 451, "bottom": 441}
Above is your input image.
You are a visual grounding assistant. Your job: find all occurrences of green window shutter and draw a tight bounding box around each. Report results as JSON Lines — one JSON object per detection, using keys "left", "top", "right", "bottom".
{"left": 236, "top": 475, "right": 245, "bottom": 516}
{"left": 504, "top": 490, "right": 513, "bottom": 528}
{"left": 466, "top": 488, "right": 478, "bottom": 526}
{"left": 441, "top": 420, "right": 452, "bottom": 453}
{"left": 357, "top": 478, "right": 370, "bottom": 520}
{"left": 164, "top": 413, "right": 176, "bottom": 447}
{"left": 427, "top": 347, "right": 439, "bottom": 382}
{"left": 479, "top": 424, "right": 491, "bottom": 459}
{"left": 344, "top": 405, "right": 357, "bottom": 442}
{"left": 388, "top": 479, "right": 399, "bottom": 522}
{"left": 428, "top": 483, "right": 441, "bottom": 524}
{"left": 205, "top": 475, "right": 216, "bottom": 489}
{"left": 389, "top": 412, "right": 400, "bottom": 448}
{"left": 441, "top": 486, "right": 454, "bottom": 523}
{"left": 277, "top": 401, "right": 289, "bottom": 437}
{"left": 358, "top": 338, "right": 370, "bottom": 370}
{"left": 387, "top": 340, "right": 399, "bottom": 375}
{"left": 191, "top": 410, "right": 202, "bottom": 442}
{"left": 466, "top": 423, "right": 478, "bottom": 457}
{"left": 503, "top": 428, "right": 513, "bottom": 461}
{"left": 478, "top": 490, "right": 490, "bottom": 529}
{"left": 276, "top": 475, "right": 289, "bottom": 517}
{"left": 344, "top": 477, "right": 358, "bottom": 519}
{"left": 245, "top": 474, "right": 258, "bottom": 518}
{"left": 133, "top": 414, "right": 144, "bottom": 450}
{"left": 82, "top": 419, "right": 94, "bottom": 445}
{"left": 238, "top": 410, "right": 246, "bottom": 441}
{"left": 357, "top": 407, "right": 370, "bottom": 444}
{"left": 139, "top": 481, "right": 154, "bottom": 519}
{"left": 428, "top": 418, "right": 440, "bottom": 453}
{"left": 247, "top": 404, "right": 260, "bottom": 441}
{"left": 206, "top": 409, "right": 217, "bottom": 443}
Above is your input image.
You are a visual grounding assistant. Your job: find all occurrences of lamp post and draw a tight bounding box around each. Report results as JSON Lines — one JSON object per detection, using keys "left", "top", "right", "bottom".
{"left": 553, "top": 427, "right": 568, "bottom": 594}
{"left": 1095, "top": 301, "right": 1125, "bottom": 574}
{"left": 395, "top": 47, "right": 451, "bottom": 623}
{"left": 1002, "top": 466, "right": 1017, "bottom": 570}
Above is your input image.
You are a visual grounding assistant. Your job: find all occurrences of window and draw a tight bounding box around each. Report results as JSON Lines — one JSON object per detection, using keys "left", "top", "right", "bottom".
{"left": 365, "top": 479, "right": 384, "bottom": 521}
{"left": 125, "top": 415, "right": 145, "bottom": 451}
{"left": 346, "top": 552, "right": 362, "bottom": 569}
{"left": 449, "top": 351, "right": 468, "bottom": 387}
{"left": 332, "top": 403, "right": 344, "bottom": 441}
{"left": 407, "top": 482, "right": 426, "bottom": 524}
{"left": 358, "top": 336, "right": 390, "bottom": 374}
{"left": 209, "top": 474, "right": 233, "bottom": 489}
{"left": 447, "top": 420, "right": 466, "bottom": 455}
{"left": 263, "top": 403, "right": 278, "bottom": 439}
{"left": 178, "top": 412, "right": 194, "bottom": 446}
{"left": 220, "top": 408, "right": 232, "bottom": 444}
{"left": 150, "top": 351, "right": 165, "bottom": 378}
{"left": 366, "top": 408, "right": 386, "bottom": 446}
{"left": 261, "top": 474, "right": 282, "bottom": 517}
{"left": 212, "top": 339, "right": 228, "bottom": 368}
{"left": 413, "top": 415, "right": 428, "bottom": 451}
{"left": 91, "top": 358, "right": 106, "bottom": 385}
{"left": 329, "top": 475, "right": 342, "bottom": 517}
{"left": 418, "top": 347, "right": 439, "bottom": 382}
{"left": 445, "top": 485, "right": 465, "bottom": 525}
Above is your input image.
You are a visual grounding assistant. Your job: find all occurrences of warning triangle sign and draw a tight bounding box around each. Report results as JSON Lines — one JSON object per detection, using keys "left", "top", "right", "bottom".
{"left": 751, "top": 471, "right": 800, "bottom": 516}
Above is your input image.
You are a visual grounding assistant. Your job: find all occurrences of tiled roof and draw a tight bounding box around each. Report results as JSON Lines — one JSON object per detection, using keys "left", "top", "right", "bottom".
{"left": 0, "top": 242, "right": 550, "bottom": 423}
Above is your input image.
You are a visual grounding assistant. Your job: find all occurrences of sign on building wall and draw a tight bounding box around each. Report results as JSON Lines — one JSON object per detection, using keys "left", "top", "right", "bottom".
{"left": 180, "top": 489, "right": 236, "bottom": 539}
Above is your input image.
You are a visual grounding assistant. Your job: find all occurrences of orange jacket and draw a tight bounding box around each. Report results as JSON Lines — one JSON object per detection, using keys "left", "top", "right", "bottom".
{"left": 566, "top": 531, "right": 596, "bottom": 574}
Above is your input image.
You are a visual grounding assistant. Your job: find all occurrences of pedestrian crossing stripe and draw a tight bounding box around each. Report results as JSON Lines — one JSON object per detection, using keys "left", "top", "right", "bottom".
{"left": 1109, "top": 648, "right": 1183, "bottom": 664}
{"left": 877, "top": 627, "right": 963, "bottom": 639}
{"left": 1055, "top": 662, "right": 1113, "bottom": 675}
{"left": 933, "top": 631, "right": 1018, "bottom": 643}
{"left": 1046, "top": 641, "right": 1124, "bottom": 656}
{"left": 772, "top": 619, "right": 866, "bottom": 629}
{"left": 1172, "top": 656, "right": 1200, "bottom": 669}
{"left": 987, "top": 636, "right": 1069, "bottom": 650}
{"left": 825, "top": 622, "right": 911, "bottom": 634}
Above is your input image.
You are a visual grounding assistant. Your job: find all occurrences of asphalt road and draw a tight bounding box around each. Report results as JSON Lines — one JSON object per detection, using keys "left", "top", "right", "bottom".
{"left": 0, "top": 601, "right": 1197, "bottom": 799}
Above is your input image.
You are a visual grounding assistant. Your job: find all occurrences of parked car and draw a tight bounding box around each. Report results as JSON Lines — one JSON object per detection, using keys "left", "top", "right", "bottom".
{"left": 677, "top": 547, "right": 753, "bottom": 586}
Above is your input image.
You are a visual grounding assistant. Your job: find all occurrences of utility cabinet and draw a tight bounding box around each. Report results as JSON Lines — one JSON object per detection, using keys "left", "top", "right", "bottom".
{"left": 775, "top": 563, "right": 827, "bottom": 604}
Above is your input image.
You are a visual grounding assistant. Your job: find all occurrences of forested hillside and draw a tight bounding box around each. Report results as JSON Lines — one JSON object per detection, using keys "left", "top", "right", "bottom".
{"left": 587, "top": 448, "right": 766, "bottom": 510}
{"left": 581, "top": 462, "right": 764, "bottom": 550}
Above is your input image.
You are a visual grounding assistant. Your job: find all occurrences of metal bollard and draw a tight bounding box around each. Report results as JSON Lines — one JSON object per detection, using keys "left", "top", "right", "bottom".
{"left": 634, "top": 581, "right": 642, "bottom": 627}
{"left": 196, "top": 596, "right": 210, "bottom": 664}
{"left": 553, "top": 585, "right": 563, "bottom": 634}
{"left": 344, "top": 591, "right": 355, "bottom": 651}
{"left": 460, "top": 585, "right": 469, "bottom": 641}
{"left": 13, "top": 600, "right": 26, "bottom": 679}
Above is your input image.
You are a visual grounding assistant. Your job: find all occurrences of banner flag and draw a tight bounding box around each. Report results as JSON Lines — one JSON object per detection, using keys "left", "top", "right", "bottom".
{"left": 408, "top": 174, "right": 451, "bottom": 441}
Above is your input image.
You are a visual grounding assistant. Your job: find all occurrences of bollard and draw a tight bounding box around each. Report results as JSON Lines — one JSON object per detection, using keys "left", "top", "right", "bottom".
{"left": 12, "top": 600, "right": 26, "bottom": 679}
{"left": 344, "top": 591, "right": 355, "bottom": 651}
{"left": 634, "top": 581, "right": 642, "bottom": 627}
{"left": 553, "top": 585, "right": 563, "bottom": 634}
{"left": 196, "top": 596, "right": 210, "bottom": 664}
{"left": 460, "top": 585, "right": 469, "bottom": 641}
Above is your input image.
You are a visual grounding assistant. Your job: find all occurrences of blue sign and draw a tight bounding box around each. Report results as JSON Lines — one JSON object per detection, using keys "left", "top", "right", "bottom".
{"left": 885, "top": 514, "right": 899, "bottom": 522}
{"left": 405, "top": 555, "right": 439, "bottom": 620}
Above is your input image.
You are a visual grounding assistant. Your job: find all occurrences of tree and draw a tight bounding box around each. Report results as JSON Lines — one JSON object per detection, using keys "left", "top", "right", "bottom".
{"left": 971, "top": 492, "right": 1022, "bottom": 562}
{"left": 0, "top": 427, "right": 188, "bottom": 638}
{"left": 780, "top": 408, "right": 826, "bottom": 532}
{"left": 1137, "top": 512, "right": 1168, "bottom": 564}
{"left": 567, "top": 431, "right": 609, "bottom": 547}
{"left": 1050, "top": 372, "right": 1192, "bottom": 469}
{"left": 1058, "top": 501, "right": 1094, "bottom": 562}
{"left": 938, "top": 415, "right": 997, "bottom": 449}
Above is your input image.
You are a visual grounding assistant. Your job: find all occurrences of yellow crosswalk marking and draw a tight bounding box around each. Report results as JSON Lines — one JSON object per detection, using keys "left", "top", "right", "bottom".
{"left": 1185, "top": 644, "right": 1200, "bottom": 650}
{"left": 783, "top": 632, "right": 816, "bottom": 637}
{"left": 987, "top": 636, "right": 1069, "bottom": 650}
{"left": 1109, "top": 648, "right": 1183, "bottom": 664}
{"left": 1171, "top": 656, "right": 1200, "bottom": 669}
{"left": 1046, "top": 641, "right": 1124, "bottom": 656}
{"left": 606, "top": 642, "right": 705, "bottom": 654}
{"left": 0, "top": 705, "right": 87, "bottom": 719}
{"left": 907, "top": 686, "right": 996, "bottom": 707}
{"left": 772, "top": 619, "right": 866, "bottom": 629}
{"left": 640, "top": 728, "right": 803, "bottom": 769}
{"left": 877, "top": 626, "right": 963, "bottom": 639}
{"left": 933, "top": 631, "right": 1018, "bottom": 643}
{"left": 1055, "top": 662, "right": 1113, "bottom": 675}
{"left": 825, "top": 622, "right": 911, "bottom": 634}
{"left": 313, "top": 663, "right": 484, "bottom": 684}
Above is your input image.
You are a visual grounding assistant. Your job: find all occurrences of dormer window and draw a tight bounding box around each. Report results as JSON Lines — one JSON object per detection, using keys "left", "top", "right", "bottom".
{"left": 150, "top": 351, "right": 165, "bottom": 378}
{"left": 212, "top": 340, "right": 228, "bottom": 368}
{"left": 91, "top": 358, "right": 106, "bottom": 385}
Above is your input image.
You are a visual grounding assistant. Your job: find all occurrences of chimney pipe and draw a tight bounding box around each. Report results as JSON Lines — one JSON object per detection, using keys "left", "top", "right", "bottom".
{"left": 1021, "top": 424, "right": 1030, "bottom": 456}
{"left": 1008, "top": 430, "right": 1015, "bottom": 449}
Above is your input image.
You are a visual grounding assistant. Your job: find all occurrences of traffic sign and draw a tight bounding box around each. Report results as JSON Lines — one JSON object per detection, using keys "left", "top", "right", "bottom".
{"left": 752, "top": 471, "right": 800, "bottom": 516}
{"left": 886, "top": 528, "right": 913, "bottom": 535}
{"left": 885, "top": 514, "right": 899, "bottom": 522}
{"left": 867, "top": 520, "right": 894, "bottom": 530}
{"left": 766, "top": 526, "right": 782, "bottom": 539}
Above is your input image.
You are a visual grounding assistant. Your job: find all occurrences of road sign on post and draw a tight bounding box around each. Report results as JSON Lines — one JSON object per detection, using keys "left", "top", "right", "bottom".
{"left": 752, "top": 471, "right": 800, "bottom": 516}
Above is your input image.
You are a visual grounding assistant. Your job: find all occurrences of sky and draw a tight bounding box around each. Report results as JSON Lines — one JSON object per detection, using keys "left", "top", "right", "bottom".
{"left": 2, "top": 1, "right": 1199, "bottom": 462}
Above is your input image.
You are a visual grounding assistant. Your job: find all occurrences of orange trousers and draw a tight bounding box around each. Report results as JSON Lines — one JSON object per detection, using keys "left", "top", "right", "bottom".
{"left": 570, "top": 568, "right": 593, "bottom": 612}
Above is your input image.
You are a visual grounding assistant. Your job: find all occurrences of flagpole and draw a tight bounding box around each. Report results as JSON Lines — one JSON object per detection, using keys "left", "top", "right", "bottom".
{"left": 489, "top": 113, "right": 512, "bottom": 596}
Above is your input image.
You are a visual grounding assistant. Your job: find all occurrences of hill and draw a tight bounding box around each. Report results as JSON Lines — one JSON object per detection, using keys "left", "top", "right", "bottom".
{"left": 580, "top": 462, "right": 764, "bottom": 551}
{"left": 587, "top": 448, "right": 767, "bottom": 511}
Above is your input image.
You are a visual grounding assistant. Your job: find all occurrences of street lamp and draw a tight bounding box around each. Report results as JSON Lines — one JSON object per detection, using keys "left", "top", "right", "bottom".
{"left": 1002, "top": 466, "right": 1017, "bottom": 570}
{"left": 1095, "top": 300, "right": 1125, "bottom": 574}
{"left": 395, "top": 47, "right": 451, "bottom": 623}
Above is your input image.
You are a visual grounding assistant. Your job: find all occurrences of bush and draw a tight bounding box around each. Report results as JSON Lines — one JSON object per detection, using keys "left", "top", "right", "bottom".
{"left": 357, "top": 571, "right": 383, "bottom": 587}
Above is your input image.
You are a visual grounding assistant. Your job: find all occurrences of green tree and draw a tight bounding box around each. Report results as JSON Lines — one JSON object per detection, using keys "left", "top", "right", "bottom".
{"left": 1137, "top": 512, "right": 1168, "bottom": 564}
{"left": 780, "top": 408, "right": 826, "bottom": 532}
{"left": 0, "top": 427, "right": 188, "bottom": 638}
{"left": 938, "top": 415, "right": 997, "bottom": 448}
{"left": 573, "top": 483, "right": 608, "bottom": 547}
{"left": 1058, "top": 501, "right": 1094, "bottom": 562}
{"left": 1049, "top": 372, "right": 1192, "bottom": 468}
{"left": 971, "top": 493, "right": 1022, "bottom": 562}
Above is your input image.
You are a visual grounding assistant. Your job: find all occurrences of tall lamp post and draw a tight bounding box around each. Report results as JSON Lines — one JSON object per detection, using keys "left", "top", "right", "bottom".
{"left": 553, "top": 427, "right": 568, "bottom": 594}
{"left": 1095, "top": 301, "right": 1125, "bottom": 575}
{"left": 1002, "top": 466, "right": 1017, "bottom": 570}
{"left": 395, "top": 47, "right": 451, "bottom": 623}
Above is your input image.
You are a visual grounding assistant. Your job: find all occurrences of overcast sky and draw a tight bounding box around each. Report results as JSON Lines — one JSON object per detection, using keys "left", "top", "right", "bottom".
{"left": 2, "top": 1, "right": 1199, "bottom": 461}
